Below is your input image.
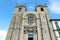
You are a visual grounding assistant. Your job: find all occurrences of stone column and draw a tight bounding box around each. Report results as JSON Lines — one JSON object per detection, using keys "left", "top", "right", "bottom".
{"left": 6, "top": 15, "right": 16, "bottom": 40}
{"left": 11, "top": 15, "right": 20, "bottom": 40}
{"left": 37, "top": 19, "right": 42, "bottom": 40}
{"left": 25, "top": 31, "right": 28, "bottom": 40}
{"left": 20, "top": 19, "right": 25, "bottom": 40}
{"left": 34, "top": 34, "right": 37, "bottom": 40}
{"left": 45, "top": 14, "right": 57, "bottom": 40}
{"left": 34, "top": 31, "right": 37, "bottom": 40}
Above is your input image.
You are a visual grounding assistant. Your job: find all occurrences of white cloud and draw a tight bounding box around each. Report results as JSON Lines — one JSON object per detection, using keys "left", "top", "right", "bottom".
{"left": 0, "top": 30, "right": 7, "bottom": 40}
{"left": 48, "top": 0, "right": 60, "bottom": 14}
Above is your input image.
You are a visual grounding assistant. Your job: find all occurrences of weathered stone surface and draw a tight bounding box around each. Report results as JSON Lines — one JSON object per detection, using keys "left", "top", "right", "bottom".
{"left": 6, "top": 5, "right": 57, "bottom": 40}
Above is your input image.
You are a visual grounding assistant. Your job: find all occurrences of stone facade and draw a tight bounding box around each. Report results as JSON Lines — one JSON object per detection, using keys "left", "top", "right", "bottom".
{"left": 6, "top": 4, "right": 57, "bottom": 40}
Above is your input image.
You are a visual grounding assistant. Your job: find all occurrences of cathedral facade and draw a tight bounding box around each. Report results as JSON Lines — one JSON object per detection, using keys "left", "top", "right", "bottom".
{"left": 6, "top": 4, "right": 57, "bottom": 40}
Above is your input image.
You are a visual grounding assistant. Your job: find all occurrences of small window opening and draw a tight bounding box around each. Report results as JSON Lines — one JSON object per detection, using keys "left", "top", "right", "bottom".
{"left": 41, "top": 7, "right": 44, "bottom": 11}
{"left": 28, "top": 37, "right": 33, "bottom": 40}
{"left": 19, "top": 7, "right": 22, "bottom": 11}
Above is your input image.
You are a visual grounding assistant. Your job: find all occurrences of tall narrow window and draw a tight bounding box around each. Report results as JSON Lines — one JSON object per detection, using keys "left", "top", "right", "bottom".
{"left": 55, "top": 22, "right": 60, "bottom": 35}
{"left": 41, "top": 7, "right": 44, "bottom": 11}
{"left": 55, "top": 22, "right": 59, "bottom": 30}
{"left": 28, "top": 16, "right": 34, "bottom": 25}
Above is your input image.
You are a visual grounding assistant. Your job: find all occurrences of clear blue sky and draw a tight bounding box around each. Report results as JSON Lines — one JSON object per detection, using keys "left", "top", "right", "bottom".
{"left": 0, "top": 0, "right": 60, "bottom": 32}
{"left": 0, "top": 0, "right": 60, "bottom": 30}
{"left": 0, "top": 0, "right": 60, "bottom": 40}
